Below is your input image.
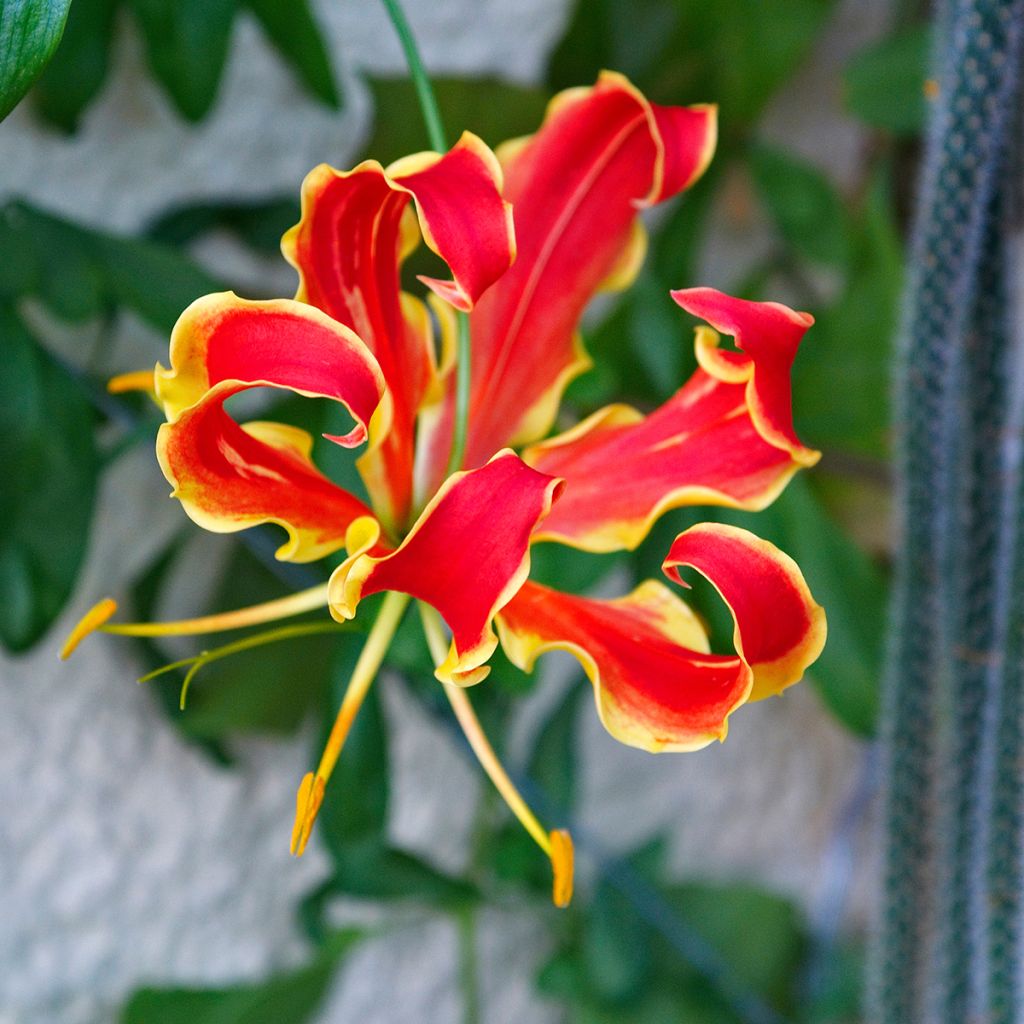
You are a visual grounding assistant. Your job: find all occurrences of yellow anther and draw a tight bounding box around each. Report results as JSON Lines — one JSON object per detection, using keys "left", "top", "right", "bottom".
{"left": 290, "top": 772, "right": 326, "bottom": 857}
{"left": 550, "top": 829, "right": 574, "bottom": 908}
{"left": 60, "top": 598, "right": 118, "bottom": 660}
{"left": 107, "top": 369, "right": 157, "bottom": 395}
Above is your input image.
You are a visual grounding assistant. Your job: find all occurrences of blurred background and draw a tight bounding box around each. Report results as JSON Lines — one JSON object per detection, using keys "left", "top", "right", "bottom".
{"left": 0, "top": 0, "right": 925, "bottom": 1020}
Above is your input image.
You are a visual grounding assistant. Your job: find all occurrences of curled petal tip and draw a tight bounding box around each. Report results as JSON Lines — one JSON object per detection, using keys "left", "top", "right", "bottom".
{"left": 550, "top": 829, "right": 574, "bottom": 908}
{"left": 60, "top": 598, "right": 118, "bottom": 660}
{"left": 290, "top": 771, "right": 326, "bottom": 857}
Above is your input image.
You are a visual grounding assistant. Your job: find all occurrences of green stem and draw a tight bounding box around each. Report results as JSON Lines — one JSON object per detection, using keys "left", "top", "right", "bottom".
{"left": 135, "top": 621, "right": 349, "bottom": 708}
{"left": 378, "top": 0, "right": 472, "bottom": 476}
{"left": 446, "top": 315, "right": 472, "bottom": 475}
{"left": 379, "top": 0, "right": 446, "bottom": 152}
{"left": 456, "top": 904, "right": 482, "bottom": 1024}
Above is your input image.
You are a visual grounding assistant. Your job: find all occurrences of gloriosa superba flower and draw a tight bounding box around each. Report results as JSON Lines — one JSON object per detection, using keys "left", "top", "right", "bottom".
{"left": 64, "top": 72, "right": 826, "bottom": 908}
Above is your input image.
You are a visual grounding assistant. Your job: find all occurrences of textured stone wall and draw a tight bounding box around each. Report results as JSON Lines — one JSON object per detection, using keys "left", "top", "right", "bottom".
{"left": 0, "top": 1, "right": 886, "bottom": 1021}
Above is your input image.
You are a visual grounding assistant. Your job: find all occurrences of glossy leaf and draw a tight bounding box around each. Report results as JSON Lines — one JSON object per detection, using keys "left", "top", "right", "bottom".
{"left": 0, "top": 307, "right": 98, "bottom": 651}
{"left": 120, "top": 929, "right": 363, "bottom": 1024}
{"left": 32, "top": 0, "right": 118, "bottom": 132}
{"left": 844, "top": 25, "right": 930, "bottom": 136}
{"left": 0, "top": 0, "right": 71, "bottom": 120}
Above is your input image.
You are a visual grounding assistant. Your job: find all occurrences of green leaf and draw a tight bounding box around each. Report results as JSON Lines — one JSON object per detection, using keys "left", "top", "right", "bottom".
{"left": 750, "top": 145, "right": 850, "bottom": 269}
{"left": 793, "top": 170, "right": 902, "bottom": 458}
{"left": 90, "top": 232, "right": 223, "bottom": 331}
{"left": 0, "top": 0, "right": 72, "bottom": 120}
{"left": 147, "top": 197, "right": 300, "bottom": 254}
{"left": 317, "top": 640, "right": 391, "bottom": 848}
{"left": 120, "top": 929, "right": 363, "bottom": 1024}
{"left": 664, "top": 881, "right": 806, "bottom": 1012}
{"left": 582, "top": 880, "right": 651, "bottom": 1004}
{"left": 528, "top": 684, "right": 584, "bottom": 814}
{"left": 548, "top": 0, "right": 834, "bottom": 129}
{"left": 3, "top": 200, "right": 222, "bottom": 331}
{"left": 326, "top": 838, "right": 476, "bottom": 905}
{"left": 243, "top": 0, "right": 338, "bottom": 109}
{"left": 844, "top": 25, "right": 930, "bottom": 136}
{"left": 127, "top": 0, "right": 236, "bottom": 122}
{"left": 32, "top": 0, "right": 118, "bottom": 132}
{"left": 364, "top": 76, "right": 548, "bottom": 164}
{"left": 0, "top": 306, "right": 98, "bottom": 650}
{"left": 313, "top": 638, "right": 475, "bottom": 907}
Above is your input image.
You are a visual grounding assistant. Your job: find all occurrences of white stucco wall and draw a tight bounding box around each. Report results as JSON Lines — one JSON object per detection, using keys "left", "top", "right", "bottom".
{"left": 0, "top": 1, "right": 887, "bottom": 1021}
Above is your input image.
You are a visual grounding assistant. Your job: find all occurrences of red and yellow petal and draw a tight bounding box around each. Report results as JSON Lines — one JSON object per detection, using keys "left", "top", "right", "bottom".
{"left": 497, "top": 524, "right": 825, "bottom": 752}
{"left": 420, "top": 71, "right": 718, "bottom": 486}
{"left": 663, "top": 523, "right": 827, "bottom": 700}
{"left": 497, "top": 579, "right": 751, "bottom": 752}
{"left": 157, "top": 396, "right": 380, "bottom": 562}
{"left": 280, "top": 133, "right": 513, "bottom": 528}
{"left": 525, "top": 360, "right": 801, "bottom": 554}
{"left": 155, "top": 292, "right": 385, "bottom": 446}
{"left": 671, "top": 288, "right": 820, "bottom": 466}
{"left": 328, "top": 450, "right": 563, "bottom": 686}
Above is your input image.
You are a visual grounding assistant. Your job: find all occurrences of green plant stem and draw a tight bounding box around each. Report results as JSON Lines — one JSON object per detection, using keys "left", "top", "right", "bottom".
{"left": 379, "top": 0, "right": 446, "bottom": 151}
{"left": 378, "top": 0, "right": 472, "bottom": 476}
{"left": 456, "top": 905, "right": 482, "bottom": 1024}
{"left": 447, "top": 316, "right": 472, "bottom": 474}
{"left": 135, "top": 621, "right": 349, "bottom": 708}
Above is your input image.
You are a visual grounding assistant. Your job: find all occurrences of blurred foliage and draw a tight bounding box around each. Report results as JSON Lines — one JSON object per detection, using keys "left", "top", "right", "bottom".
{"left": 31, "top": 0, "right": 339, "bottom": 130}
{"left": 0, "top": 0, "right": 927, "bottom": 1018}
{"left": 0, "top": 0, "right": 70, "bottom": 119}
{"left": 842, "top": 24, "right": 930, "bottom": 136}
{"left": 119, "top": 929, "right": 364, "bottom": 1024}
{"left": 0, "top": 304, "right": 96, "bottom": 650}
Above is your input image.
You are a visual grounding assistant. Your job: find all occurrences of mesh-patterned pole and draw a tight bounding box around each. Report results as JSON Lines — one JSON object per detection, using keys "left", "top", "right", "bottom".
{"left": 869, "top": 2, "right": 1024, "bottom": 1022}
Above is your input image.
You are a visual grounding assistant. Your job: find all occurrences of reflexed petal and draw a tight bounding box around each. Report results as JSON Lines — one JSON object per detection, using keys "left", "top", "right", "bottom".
{"left": 157, "top": 401, "right": 379, "bottom": 562}
{"left": 671, "top": 287, "right": 820, "bottom": 465}
{"left": 497, "top": 579, "right": 751, "bottom": 752}
{"left": 153, "top": 293, "right": 387, "bottom": 561}
{"left": 328, "top": 450, "right": 563, "bottom": 685}
{"left": 525, "top": 337, "right": 800, "bottom": 553}
{"left": 155, "top": 292, "right": 385, "bottom": 446}
{"left": 498, "top": 524, "right": 825, "bottom": 751}
{"left": 420, "top": 71, "right": 717, "bottom": 484}
{"left": 663, "top": 523, "right": 826, "bottom": 701}
{"left": 281, "top": 133, "right": 514, "bottom": 528}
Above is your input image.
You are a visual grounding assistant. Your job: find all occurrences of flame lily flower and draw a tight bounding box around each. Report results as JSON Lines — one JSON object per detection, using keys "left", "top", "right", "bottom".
{"left": 64, "top": 72, "right": 826, "bottom": 908}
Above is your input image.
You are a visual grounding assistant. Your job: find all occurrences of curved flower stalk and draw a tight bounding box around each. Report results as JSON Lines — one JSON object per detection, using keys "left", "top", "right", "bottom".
{"left": 63, "top": 71, "right": 826, "bottom": 907}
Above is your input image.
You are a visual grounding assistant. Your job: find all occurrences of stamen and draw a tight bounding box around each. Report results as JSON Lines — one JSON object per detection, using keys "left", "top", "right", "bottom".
{"left": 60, "top": 598, "right": 118, "bottom": 659}
{"left": 290, "top": 590, "right": 411, "bottom": 856}
{"left": 61, "top": 583, "right": 331, "bottom": 658}
{"left": 419, "top": 602, "right": 573, "bottom": 907}
{"left": 550, "top": 829, "right": 574, "bottom": 908}
{"left": 107, "top": 369, "right": 157, "bottom": 395}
